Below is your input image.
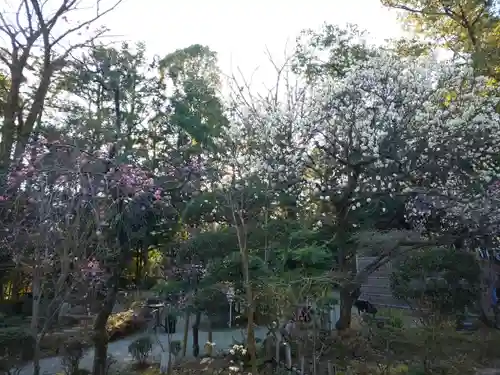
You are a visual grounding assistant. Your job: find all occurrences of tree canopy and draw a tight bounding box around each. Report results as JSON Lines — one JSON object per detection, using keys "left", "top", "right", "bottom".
{"left": 1, "top": 2, "right": 500, "bottom": 374}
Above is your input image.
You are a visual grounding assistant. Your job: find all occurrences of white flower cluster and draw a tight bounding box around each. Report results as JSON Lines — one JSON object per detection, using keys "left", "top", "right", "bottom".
{"left": 229, "top": 344, "right": 247, "bottom": 356}
{"left": 303, "top": 52, "right": 500, "bottom": 220}
{"left": 227, "top": 343, "right": 248, "bottom": 373}
{"left": 225, "top": 48, "right": 500, "bottom": 236}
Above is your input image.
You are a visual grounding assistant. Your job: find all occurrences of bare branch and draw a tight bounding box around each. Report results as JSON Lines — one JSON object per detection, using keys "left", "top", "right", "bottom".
{"left": 49, "top": 1, "right": 122, "bottom": 49}
{"left": 0, "top": 0, "right": 124, "bottom": 169}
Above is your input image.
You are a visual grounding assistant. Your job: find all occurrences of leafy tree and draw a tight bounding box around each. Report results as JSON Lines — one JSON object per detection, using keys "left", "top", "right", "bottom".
{"left": 382, "top": 0, "right": 500, "bottom": 80}
{"left": 0, "top": 41, "right": 217, "bottom": 375}
{"left": 0, "top": 0, "right": 123, "bottom": 176}
{"left": 2, "top": 132, "right": 181, "bottom": 375}
{"left": 159, "top": 44, "right": 228, "bottom": 149}
{"left": 258, "top": 41, "right": 500, "bottom": 329}
{"left": 57, "top": 42, "right": 158, "bottom": 157}
{"left": 3, "top": 8, "right": 500, "bottom": 372}
{"left": 156, "top": 44, "right": 230, "bottom": 357}
{"left": 390, "top": 247, "right": 481, "bottom": 323}
{"left": 293, "top": 23, "right": 376, "bottom": 81}
{"left": 315, "top": 52, "right": 499, "bottom": 328}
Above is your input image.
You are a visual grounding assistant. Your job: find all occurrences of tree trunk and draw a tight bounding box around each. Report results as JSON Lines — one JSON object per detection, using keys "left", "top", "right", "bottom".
{"left": 207, "top": 318, "right": 213, "bottom": 356}
{"left": 32, "top": 339, "right": 42, "bottom": 375}
{"left": 245, "top": 286, "right": 258, "bottom": 375}
{"left": 181, "top": 312, "right": 190, "bottom": 357}
{"left": 12, "top": 267, "right": 21, "bottom": 301}
{"left": 336, "top": 287, "right": 355, "bottom": 331}
{"left": 31, "top": 262, "right": 42, "bottom": 375}
{"left": 231, "top": 205, "right": 258, "bottom": 375}
{"left": 92, "top": 328, "right": 109, "bottom": 375}
{"left": 92, "top": 273, "right": 119, "bottom": 375}
{"left": 0, "top": 278, "right": 4, "bottom": 301}
{"left": 192, "top": 311, "right": 201, "bottom": 357}
{"left": 0, "top": 67, "right": 22, "bottom": 172}
{"left": 135, "top": 250, "right": 141, "bottom": 286}
{"left": 479, "top": 304, "right": 495, "bottom": 328}
{"left": 240, "top": 235, "right": 258, "bottom": 375}
{"left": 12, "top": 67, "right": 52, "bottom": 163}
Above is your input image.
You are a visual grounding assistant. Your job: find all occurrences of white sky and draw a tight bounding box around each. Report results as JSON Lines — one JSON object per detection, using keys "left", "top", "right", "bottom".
{"left": 101, "top": 0, "right": 405, "bottom": 89}
{"left": 0, "top": 0, "right": 405, "bottom": 93}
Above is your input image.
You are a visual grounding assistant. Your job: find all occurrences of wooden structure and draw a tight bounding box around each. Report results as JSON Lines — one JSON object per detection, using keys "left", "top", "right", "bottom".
{"left": 356, "top": 256, "right": 409, "bottom": 309}
{"left": 358, "top": 250, "right": 500, "bottom": 314}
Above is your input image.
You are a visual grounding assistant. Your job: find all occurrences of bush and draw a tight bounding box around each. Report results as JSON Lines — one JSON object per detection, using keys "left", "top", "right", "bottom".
{"left": 128, "top": 336, "right": 153, "bottom": 366}
{"left": 377, "top": 309, "right": 405, "bottom": 329}
{"left": 390, "top": 247, "right": 480, "bottom": 322}
{"left": 228, "top": 344, "right": 250, "bottom": 367}
{"left": 56, "top": 370, "right": 91, "bottom": 375}
{"left": 107, "top": 310, "right": 148, "bottom": 340}
{"left": 170, "top": 340, "right": 181, "bottom": 356}
{"left": 0, "top": 313, "right": 29, "bottom": 328}
{"left": 0, "top": 298, "right": 32, "bottom": 317}
{"left": 60, "top": 340, "right": 87, "bottom": 375}
{"left": 0, "top": 326, "right": 35, "bottom": 374}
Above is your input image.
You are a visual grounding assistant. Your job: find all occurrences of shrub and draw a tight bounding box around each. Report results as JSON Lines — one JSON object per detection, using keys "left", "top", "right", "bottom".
{"left": 390, "top": 247, "right": 480, "bottom": 323}
{"left": 170, "top": 340, "right": 182, "bottom": 356}
{"left": 128, "top": 336, "right": 153, "bottom": 366}
{"left": 57, "top": 371, "right": 91, "bottom": 375}
{"left": 0, "top": 326, "right": 35, "bottom": 374}
{"left": 72, "top": 370, "right": 91, "bottom": 375}
{"left": 60, "top": 340, "right": 87, "bottom": 375}
{"left": 0, "top": 313, "right": 28, "bottom": 328}
{"left": 107, "top": 310, "right": 148, "bottom": 340}
{"left": 228, "top": 344, "right": 250, "bottom": 366}
{"left": 377, "top": 309, "right": 405, "bottom": 329}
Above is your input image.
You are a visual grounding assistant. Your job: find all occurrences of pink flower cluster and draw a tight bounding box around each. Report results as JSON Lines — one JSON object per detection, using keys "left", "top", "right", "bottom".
{"left": 106, "top": 164, "right": 155, "bottom": 196}
{"left": 5, "top": 138, "right": 163, "bottom": 201}
{"left": 154, "top": 189, "right": 162, "bottom": 200}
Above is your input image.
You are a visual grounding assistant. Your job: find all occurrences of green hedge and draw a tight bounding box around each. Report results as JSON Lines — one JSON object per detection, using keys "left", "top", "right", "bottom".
{"left": 0, "top": 326, "right": 36, "bottom": 372}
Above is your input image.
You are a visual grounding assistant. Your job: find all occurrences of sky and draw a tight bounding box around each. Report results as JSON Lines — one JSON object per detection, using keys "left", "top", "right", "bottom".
{"left": 99, "top": 0, "right": 405, "bottom": 90}
{"left": 0, "top": 0, "right": 406, "bottom": 94}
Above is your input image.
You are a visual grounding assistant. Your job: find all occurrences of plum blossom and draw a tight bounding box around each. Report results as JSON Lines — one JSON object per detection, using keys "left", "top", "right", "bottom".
{"left": 287, "top": 52, "right": 499, "bottom": 231}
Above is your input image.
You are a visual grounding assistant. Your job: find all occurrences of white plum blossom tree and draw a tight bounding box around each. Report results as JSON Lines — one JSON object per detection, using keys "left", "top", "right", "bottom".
{"left": 296, "top": 52, "right": 500, "bottom": 329}
{"left": 222, "top": 46, "right": 500, "bottom": 331}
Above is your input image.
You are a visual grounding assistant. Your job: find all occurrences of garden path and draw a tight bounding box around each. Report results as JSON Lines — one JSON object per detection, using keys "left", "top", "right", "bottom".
{"left": 19, "top": 323, "right": 268, "bottom": 375}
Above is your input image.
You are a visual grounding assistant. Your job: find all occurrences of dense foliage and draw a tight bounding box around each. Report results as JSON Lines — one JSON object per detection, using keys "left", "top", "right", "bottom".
{"left": 1, "top": 1, "right": 500, "bottom": 374}
{"left": 391, "top": 247, "right": 482, "bottom": 321}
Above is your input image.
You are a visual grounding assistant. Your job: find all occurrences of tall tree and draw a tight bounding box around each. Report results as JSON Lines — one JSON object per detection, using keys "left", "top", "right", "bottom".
{"left": 158, "top": 44, "right": 229, "bottom": 356}
{"left": 57, "top": 42, "right": 158, "bottom": 157}
{"left": 311, "top": 51, "right": 500, "bottom": 328}
{"left": 0, "top": 0, "right": 122, "bottom": 178}
{"left": 381, "top": 0, "right": 500, "bottom": 79}
{"left": 159, "top": 44, "right": 228, "bottom": 149}
{"left": 293, "top": 23, "right": 376, "bottom": 81}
